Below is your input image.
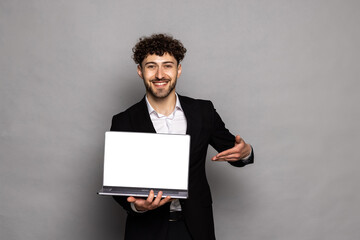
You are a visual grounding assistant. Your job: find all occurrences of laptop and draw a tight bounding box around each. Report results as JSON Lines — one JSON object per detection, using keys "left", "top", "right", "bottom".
{"left": 98, "top": 131, "right": 190, "bottom": 199}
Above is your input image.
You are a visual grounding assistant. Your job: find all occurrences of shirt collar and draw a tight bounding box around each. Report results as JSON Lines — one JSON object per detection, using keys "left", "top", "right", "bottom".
{"left": 145, "top": 93, "right": 183, "bottom": 117}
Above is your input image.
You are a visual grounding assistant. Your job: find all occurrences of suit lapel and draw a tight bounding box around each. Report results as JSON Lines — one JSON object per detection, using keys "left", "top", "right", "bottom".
{"left": 178, "top": 95, "right": 200, "bottom": 138}
{"left": 130, "top": 97, "right": 156, "bottom": 133}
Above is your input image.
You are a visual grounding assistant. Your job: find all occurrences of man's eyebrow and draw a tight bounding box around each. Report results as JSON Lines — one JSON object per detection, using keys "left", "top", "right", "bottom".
{"left": 144, "top": 61, "right": 175, "bottom": 65}
{"left": 162, "top": 61, "right": 175, "bottom": 64}
{"left": 144, "top": 62, "right": 156, "bottom": 65}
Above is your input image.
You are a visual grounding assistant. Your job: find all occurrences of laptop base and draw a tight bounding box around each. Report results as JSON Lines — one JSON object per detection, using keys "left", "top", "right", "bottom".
{"left": 98, "top": 186, "right": 188, "bottom": 199}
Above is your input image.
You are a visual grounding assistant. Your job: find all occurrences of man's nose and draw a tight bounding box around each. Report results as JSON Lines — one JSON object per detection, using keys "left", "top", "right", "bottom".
{"left": 155, "top": 67, "right": 164, "bottom": 79}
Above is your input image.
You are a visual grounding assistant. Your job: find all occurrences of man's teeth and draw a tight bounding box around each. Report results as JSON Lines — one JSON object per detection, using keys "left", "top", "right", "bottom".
{"left": 154, "top": 82, "right": 167, "bottom": 86}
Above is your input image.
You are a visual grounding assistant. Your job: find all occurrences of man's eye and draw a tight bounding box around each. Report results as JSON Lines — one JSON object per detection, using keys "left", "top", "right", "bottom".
{"left": 147, "top": 65, "right": 155, "bottom": 69}
{"left": 164, "top": 65, "right": 173, "bottom": 68}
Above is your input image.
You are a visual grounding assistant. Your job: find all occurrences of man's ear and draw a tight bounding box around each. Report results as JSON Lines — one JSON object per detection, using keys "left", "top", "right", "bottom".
{"left": 177, "top": 64, "right": 182, "bottom": 78}
{"left": 137, "top": 65, "right": 143, "bottom": 78}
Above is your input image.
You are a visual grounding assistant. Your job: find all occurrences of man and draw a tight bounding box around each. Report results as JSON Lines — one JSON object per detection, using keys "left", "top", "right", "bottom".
{"left": 110, "top": 33, "right": 254, "bottom": 240}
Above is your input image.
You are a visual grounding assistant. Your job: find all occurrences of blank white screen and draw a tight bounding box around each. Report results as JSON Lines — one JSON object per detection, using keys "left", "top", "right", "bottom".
{"left": 103, "top": 131, "right": 190, "bottom": 190}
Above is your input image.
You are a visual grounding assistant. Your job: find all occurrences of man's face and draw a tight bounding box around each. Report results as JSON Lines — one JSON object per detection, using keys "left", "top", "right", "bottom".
{"left": 137, "top": 53, "right": 182, "bottom": 99}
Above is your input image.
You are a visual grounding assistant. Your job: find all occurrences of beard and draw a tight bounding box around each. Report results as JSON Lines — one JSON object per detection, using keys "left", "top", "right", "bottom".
{"left": 144, "top": 77, "right": 177, "bottom": 99}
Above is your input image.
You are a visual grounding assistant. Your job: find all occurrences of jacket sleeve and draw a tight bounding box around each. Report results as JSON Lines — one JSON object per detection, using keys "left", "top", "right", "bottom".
{"left": 208, "top": 102, "right": 254, "bottom": 168}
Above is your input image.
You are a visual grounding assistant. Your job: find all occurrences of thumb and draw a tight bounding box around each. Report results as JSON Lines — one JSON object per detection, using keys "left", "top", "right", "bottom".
{"left": 235, "top": 135, "right": 242, "bottom": 145}
{"left": 127, "top": 196, "right": 136, "bottom": 203}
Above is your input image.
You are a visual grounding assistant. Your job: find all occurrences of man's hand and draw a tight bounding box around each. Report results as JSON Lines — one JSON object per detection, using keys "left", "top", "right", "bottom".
{"left": 212, "top": 135, "right": 251, "bottom": 162}
{"left": 127, "top": 190, "right": 172, "bottom": 212}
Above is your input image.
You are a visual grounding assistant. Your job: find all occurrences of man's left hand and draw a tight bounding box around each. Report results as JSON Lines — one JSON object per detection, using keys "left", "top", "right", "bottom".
{"left": 212, "top": 135, "right": 251, "bottom": 162}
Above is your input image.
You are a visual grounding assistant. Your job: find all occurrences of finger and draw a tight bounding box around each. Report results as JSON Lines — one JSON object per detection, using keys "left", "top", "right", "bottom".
{"left": 127, "top": 196, "right": 136, "bottom": 203}
{"left": 145, "top": 190, "right": 155, "bottom": 205}
{"left": 159, "top": 196, "right": 172, "bottom": 206}
{"left": 214, "top": 156, "right": 242, "bottom": 162}
{"left": 213, "top": 153, "right": 241, "bottom": 161}
{"left": 213, "top": 156, "right": 239, "bottom": 161}
{"left": 214, "top": 147, "right": 238, "bottom": 159}
{"left": 152, "top": 191, "right": 163, "bottom": 206}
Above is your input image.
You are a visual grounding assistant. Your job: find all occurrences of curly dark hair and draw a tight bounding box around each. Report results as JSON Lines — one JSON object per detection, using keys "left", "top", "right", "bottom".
{"left": 132, "top": 33, "right": 187, "bottom": 65}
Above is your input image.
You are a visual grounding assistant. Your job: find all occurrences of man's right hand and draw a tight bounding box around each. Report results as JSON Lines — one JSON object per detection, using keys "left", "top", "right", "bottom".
{"left": 127, "top": 190, "right": 172, "bottom": 212}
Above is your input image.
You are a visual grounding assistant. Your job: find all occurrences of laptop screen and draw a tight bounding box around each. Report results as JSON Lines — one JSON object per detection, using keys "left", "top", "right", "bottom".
{"left": 102, "top": 131, "right": 190, "bottom": 192}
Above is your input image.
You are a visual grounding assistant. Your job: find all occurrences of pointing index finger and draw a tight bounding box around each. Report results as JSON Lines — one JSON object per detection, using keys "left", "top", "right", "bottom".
{"left": 214, "top": 148, "right": 236, "bottom": 159}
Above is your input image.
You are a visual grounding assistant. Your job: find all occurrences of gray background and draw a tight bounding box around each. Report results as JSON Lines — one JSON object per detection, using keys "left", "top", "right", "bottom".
{"left": 1, "top": 0, "right": 359, "bottom": 239}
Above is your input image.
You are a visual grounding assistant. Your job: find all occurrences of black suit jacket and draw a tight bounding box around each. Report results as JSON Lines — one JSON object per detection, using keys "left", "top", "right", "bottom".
{"left": 110, "top": 95, "right": 254, "bottom": 240}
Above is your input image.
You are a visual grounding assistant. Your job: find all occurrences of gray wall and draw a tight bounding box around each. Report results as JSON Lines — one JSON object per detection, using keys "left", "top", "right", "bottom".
{"left": 1, "top": 0, "right": 359, "bottom": 239}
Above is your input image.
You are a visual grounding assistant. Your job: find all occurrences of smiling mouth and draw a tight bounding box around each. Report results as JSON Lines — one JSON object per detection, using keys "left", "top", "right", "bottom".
{"left": 151, "top": 81, "right": 169, "bottom": 87}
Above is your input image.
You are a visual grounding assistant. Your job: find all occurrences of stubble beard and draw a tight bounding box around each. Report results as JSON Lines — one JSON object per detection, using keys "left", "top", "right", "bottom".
{"left": 144, "top": 78, "right": 177, "bottom": 99}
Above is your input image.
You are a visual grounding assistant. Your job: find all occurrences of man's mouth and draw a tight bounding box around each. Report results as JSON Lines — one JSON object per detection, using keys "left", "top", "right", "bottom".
{"left": 151, "top": 81, "right": 169, "bottom": 87}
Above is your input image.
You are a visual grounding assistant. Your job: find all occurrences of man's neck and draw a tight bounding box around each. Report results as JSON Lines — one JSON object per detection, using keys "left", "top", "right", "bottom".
{"left": 146, "top": 91, "right": 176, "bottom": 116}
